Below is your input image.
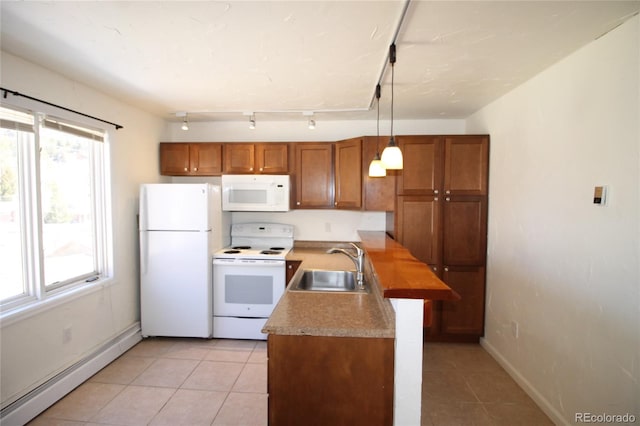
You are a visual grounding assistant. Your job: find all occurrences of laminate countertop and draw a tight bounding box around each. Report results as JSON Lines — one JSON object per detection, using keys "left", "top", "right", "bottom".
{"left": 262, "top": 243, "right": 396, "bottom": 338}
{"left": 262, "top": 234, "right": 459, "bottom": 339}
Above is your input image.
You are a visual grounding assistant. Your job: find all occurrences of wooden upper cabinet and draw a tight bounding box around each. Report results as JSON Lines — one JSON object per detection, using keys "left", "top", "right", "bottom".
{"left": 363, "top": 136, "right": 395, "bottom": 211}
{"left": 159, "top": 142, "right": 222, "bottom": 176}
{"left": 334, "top": 138, "right": 362, "bottom": 209}
{"left": 256, "top": 143, "right": 289, "bottom": 174}
{"left": 190, "top": 143, "right": 223, "bottom": 175}
{"left": 223, "top": 143, "right": 289, "bottom": 174}
{"left": 396, "top": 195, "right": 441, "bottom": 265}
{"left": 444, "top": 135, "right": 489, "bottom": 195}
{"left": 223, "top": 143, "right": 254, "bottom": 173}
{"left": 442, "top": 196, "right": 487, "bottom": 266}
{"left": 294, "top": 143, "right": 334, "bottom": 208}
{"left": 396, "top": 135, "right": 443, "bottom": 195}
{"left": 160, "top": 143, "right": 190, "bottom": 175}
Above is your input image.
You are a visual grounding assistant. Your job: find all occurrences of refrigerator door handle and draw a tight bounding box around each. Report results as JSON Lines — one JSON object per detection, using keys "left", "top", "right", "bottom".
{"left": 139, "top": 186, "right": 147, "bottom": 231}
{"left": 140, "top": 232, "right": 147, "bottom": 275}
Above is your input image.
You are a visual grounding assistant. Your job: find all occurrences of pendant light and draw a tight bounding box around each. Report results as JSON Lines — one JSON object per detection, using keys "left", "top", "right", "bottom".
{"left": 368, "top": 84, "right": 386, "bottom": 177}
{"left": 381, "top": 43, "right": 403, "bottom": 170}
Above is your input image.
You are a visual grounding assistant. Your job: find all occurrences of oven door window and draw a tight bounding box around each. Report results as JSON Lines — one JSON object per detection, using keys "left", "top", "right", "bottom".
{"left": 225, "top": 275, "right": 273, "bottom": 305}
{"left": 213, "top": 262, "right": 285, "bottom": 317}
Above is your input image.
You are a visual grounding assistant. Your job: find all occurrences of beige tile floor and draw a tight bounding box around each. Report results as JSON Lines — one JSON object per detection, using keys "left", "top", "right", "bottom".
{"left": 29, "top": 338, "right": 553, "bottom": 426}
{"left": 422, "top": 343, "right": 553, "bottom": 426}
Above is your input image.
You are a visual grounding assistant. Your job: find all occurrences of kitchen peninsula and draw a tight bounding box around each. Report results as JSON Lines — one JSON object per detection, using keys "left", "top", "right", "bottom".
{"left": 263, "top": 231, "right": 459, "bottom": 426}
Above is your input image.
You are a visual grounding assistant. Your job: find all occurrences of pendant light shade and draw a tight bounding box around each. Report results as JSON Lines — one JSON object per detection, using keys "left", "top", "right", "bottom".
{"left": 381, "top": 136, "right": 403, "bottom": 169}
{"left": 368, "top": 84, "right": 387, "bottom": 177}
{"left": 381, "top": 43, "right": 403, "bottom": 170}
{"left": 368, "top": 153, "right": 386, "bottom": 177}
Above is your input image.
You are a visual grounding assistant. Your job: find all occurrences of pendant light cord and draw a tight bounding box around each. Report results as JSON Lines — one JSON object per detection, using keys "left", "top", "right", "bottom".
{"left": 376, "top": 84, "right": 381, "bottom": 154}
{"left": 390, "top": 61, "right": 394, "bottom": 138}
{"left": 389, "top": 43, "right": 397, "bottom": 142}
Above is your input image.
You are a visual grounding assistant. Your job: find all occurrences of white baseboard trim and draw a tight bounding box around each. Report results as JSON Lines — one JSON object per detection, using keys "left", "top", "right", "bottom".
{"left": 480, "top": 337, "right": 568, "bottom": 426}
{"left": 0, "top": 322, "right": 142, "bottom": 426}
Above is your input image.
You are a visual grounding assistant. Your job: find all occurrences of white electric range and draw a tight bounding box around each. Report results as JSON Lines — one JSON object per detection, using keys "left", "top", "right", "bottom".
{"left": 212, "top": 223, "right": 294, "bottom": 340}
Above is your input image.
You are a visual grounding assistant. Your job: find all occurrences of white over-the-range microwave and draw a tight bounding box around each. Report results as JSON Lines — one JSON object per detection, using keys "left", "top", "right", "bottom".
{"left": 221, "top": 174, "right": 290, "bottom": 212}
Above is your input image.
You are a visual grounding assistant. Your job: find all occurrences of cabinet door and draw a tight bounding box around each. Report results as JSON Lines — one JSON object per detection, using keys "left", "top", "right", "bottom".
{"left": 285, "top": 260, "right": 302, "bottom": 286}
{"left": 223, "top": 144, "right": 255, "bottom": 173}
{"left": 396, "top": 135, "right": 443, "bottom": 195}
{"left": 294, "top": 143, "right": 334, "bottom": 208}
{"left": 363, "top": 136, "right": 395, "bottom": 211}
{"left": 256, "top": 143, "right": 288, "bottom": 174}
{"left": 442, "top": 196, "right": 487, "bottom": 266}
{"left": 191, "top": 143, "right": 223, "bottom": 175}
{"left": 440, "top": 266, "right": 486, "bottom": 337}
{"left": 396, "top": 196, "right": 441, "bottom": 265}
{"left": 159, "top": 143, "right": 190, "bottom": 175}
{"left": 444, "top": 135, "right": 489, "bottom": 195}
{"left": 335, "top": 138, "right": 362, "bottom": 209}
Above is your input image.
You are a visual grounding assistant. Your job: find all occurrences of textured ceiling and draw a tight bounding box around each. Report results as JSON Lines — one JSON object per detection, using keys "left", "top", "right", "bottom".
{"left": 1, "top": 1, "right": 638, "bottom": 122}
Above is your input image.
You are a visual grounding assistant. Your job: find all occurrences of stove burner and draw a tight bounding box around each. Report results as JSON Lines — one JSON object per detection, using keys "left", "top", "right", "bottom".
{"left": 260, "top": 250, "right": 282, "bottom": 255}
{"left": 270, "top": 247, "right": 285, "bottom": 250}
{"left": 232, "top": 246, "right": 251, "bottom": 250}
{"left": 224, "top": 250, "right": 241, "bottom": 254}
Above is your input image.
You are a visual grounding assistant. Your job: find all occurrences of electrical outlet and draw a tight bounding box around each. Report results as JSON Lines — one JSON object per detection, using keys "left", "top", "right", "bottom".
{"left": 63, "top": 326, "right": 72, "bottom": 344}
{"left": 325, "top": 222, "right": 331, "bottom": 233}
{"left": 511, "top": 321, "right": 519, "bottom": 339}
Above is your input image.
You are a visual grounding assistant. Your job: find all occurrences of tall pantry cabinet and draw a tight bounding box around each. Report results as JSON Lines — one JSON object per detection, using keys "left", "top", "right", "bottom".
{"left": 390, "top": 135, "right": 489, "bottom": 342}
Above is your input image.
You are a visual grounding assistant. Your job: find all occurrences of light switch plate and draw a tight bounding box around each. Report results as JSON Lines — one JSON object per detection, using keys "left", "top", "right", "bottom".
{"left": 593, "top": 186, "right": 607, "bottom": 205}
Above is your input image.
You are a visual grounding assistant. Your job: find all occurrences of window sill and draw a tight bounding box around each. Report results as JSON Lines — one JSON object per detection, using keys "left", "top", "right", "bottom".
{"left": 0, "top": 277, "right": 114, "bottom": 328}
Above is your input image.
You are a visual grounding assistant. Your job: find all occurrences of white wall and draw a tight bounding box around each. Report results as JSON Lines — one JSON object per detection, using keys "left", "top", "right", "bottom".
{"left": 466, "top": 16, "right": 639, "bottom": 425}
{"left": 165, "top": 119, "right": 466, "bottom": 239}
{"left": 0, "top": 52, "right": 164, "bottom": 408}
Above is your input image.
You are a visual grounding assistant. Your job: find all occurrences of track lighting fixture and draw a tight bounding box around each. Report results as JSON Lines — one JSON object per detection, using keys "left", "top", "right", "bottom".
{"left": 303, "top": 112, "right": 316, "bottom": 130}
{"left": 381, "top": 43, "right": 403, "bottom": 170}
{"left": 368, "top": 84, "right": 386, "bottom": 177}
{"left": 177, "top": 112, "right": 189, "bottom": 131}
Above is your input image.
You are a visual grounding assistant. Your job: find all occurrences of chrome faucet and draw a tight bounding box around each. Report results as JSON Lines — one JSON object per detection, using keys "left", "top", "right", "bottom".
{"left": 326, "top": 242, "right": 365, "bottom": 289}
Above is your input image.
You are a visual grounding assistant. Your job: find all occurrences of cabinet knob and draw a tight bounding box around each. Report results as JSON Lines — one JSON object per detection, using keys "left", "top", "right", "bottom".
{"left": 193, "top": 167, "right": 198, "bottom": 171}
{"left": 250, "top": 167, "right": 254, "bottom": 171}
{"left": 259, "top": 167, "right": 263, "bottom": 172}
{"left": 434, "top": 190, "right": 439, "bottom": 195}
{"left": 444, "top": 267, "right": 449, "bottom": 272}
{"left": 445, "top": 197, "right": 451, "bottom": 202}
{"left": 434, "top": 197, "right": 439, "bottom": 202}
{"left": 334, "top": 202, "right": 338, "bottom": 206}
{"left": 296, "top": 201, "right": 301, "bottom": 206}
{"left": 445, "top": 190, "right": 451, "bottom": 195}
{"left": 183, "top": 167, "right": 188, "bottom": 171}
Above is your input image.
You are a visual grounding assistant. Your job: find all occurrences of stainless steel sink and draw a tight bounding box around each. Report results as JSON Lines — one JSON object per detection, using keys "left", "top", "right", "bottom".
{"left": 290, "top": 269, "right": 367, "bottom": 293}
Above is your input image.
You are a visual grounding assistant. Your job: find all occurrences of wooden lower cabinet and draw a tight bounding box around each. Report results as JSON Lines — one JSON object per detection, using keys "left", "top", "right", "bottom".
{"left": 424, "top": 265, "right": 486, "bottom": 342}
{"left": 285, "top": 260, "right": 302, "bottom": 285}
{"left": 267, "top": 334, "right": 394, "bottom": 426}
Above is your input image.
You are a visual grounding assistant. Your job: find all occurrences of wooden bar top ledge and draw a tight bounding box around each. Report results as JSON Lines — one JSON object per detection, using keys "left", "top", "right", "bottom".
{"left": 358, "top": 231, "right": 461, "bottom": 301}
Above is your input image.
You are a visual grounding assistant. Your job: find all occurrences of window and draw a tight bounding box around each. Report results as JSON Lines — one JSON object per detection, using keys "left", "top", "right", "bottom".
{"left": 0, "top": 105, "right": 110, "bottom": 312}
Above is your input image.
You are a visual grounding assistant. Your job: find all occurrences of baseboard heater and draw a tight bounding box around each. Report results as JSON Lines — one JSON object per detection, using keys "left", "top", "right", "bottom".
{"left": 0, "top": 322, "right": 142, "bottom": 425}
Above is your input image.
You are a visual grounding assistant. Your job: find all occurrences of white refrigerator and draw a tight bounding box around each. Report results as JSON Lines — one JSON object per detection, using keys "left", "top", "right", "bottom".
{"left": 139, "top": 183, "right": 229, "bottom": 338}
